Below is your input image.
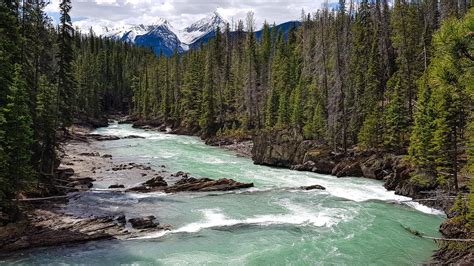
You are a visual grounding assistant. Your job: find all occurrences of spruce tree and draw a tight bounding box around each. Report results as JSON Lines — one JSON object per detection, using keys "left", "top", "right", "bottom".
{"left": 57, "top": 0, "right": 75, "bottom": 128}
{"left": 200, "top": 48, "right": 216, "bottom": 137}
{"left": 2, "top": 65, "right": 34, "bottom": 212}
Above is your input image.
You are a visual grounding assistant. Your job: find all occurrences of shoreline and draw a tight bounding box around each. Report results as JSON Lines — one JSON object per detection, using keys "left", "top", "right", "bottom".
{"left": 126, "top": 119, "right": 473, "bottom": 264}
{"left": 0, "top": 124, "right": 255, "bottom": 255}
{"left": 0, "top": 125, "right": 174, "bottom": 255}
{"left": 1, "top": 121, "right": 470, "bottom": 263}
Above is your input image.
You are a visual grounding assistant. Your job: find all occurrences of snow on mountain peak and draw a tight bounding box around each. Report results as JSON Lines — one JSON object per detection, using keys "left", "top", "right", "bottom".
{"left": 73, "top": 12, "right": 230, "bottom": 55}
{"left": 178, "top": 11, "right": 228, "bottom": 45}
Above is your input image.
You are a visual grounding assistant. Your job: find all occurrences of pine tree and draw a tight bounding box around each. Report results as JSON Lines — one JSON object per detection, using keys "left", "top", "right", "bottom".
{"left": 409, "top": 76, "right": 436, "bottom": 184}
{"left": 358, "top": 109, "right": 381, "bottom": 150}
{"left": 409, "top": 8, "right": 473, "bottom": 191}
{"left": 200, "top": 48, "right": 216, "bottom": 137}
{"left": 35, "top": 75, "right": 58, "bottom": 176}
{"left": 0, "top": 0, "right": 22, "bottom": 214}
{"left": 57, "top": 0, "right": 75, "bottom": 128}
{"left": 384, "top": 75, "right": 409, "bottom": 152}
{"left": 2, "top": 65, "right": 34, "bottom": 212}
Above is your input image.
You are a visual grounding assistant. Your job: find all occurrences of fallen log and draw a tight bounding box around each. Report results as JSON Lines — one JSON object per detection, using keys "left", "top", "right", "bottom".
{"left": 402, "top": 225, "right": 474, "bottom": 242}
{"left": 15, "top": 195, "right": 71, "bottom": 202}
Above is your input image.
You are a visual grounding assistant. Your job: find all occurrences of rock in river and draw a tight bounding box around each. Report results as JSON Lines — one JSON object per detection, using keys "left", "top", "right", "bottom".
{"left": 165, "top": 177, "right": 254, "bottom": 193}
{"left": 300, "top": 184, "right": 326, "bottom": 190}
{"left": 108, "top": 184, "right": 125, "bottom": 189}
{"left": 128, "top": 216, "right": 158, "bottom": 229}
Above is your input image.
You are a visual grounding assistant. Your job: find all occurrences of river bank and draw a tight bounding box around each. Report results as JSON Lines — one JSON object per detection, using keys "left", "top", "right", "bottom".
{"left": 0, "top": 126, "right": 169, "bottom": 254}
{"left": 0, "top": 124, "right": 257, "bottom": 255}
{"left": 1, "top": 120, "right": 469, "bottom": 264}
{"left": 127, "top": 117, "right": 472, "bottom": 264}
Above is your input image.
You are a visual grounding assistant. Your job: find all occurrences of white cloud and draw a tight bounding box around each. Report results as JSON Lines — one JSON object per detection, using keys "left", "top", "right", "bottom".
{"left": 47, "top": 0, "right": 326, "bottom": 30}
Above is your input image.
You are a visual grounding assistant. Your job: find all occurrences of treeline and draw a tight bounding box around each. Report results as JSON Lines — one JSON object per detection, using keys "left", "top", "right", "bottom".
{"left": 0, "top": 0, "right": 155, "bottom": 217}
{"left": 131, "top": 1, "right": 473, "bottom": 192}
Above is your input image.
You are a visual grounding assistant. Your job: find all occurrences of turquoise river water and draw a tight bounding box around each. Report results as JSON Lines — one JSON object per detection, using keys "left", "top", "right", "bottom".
{"left": 2, "top": 123, "right": 445, "bottom": 265}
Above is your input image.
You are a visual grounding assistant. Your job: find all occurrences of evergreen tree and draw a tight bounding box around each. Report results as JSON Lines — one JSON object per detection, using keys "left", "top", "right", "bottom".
{"left": 409, "top": 8, "right": 473, "bottom": 191}
{"left": 200, "top": 47, "right": 216, "bottom": 137}
{"left": 2, "top": 65, "right": 34, "bottom": 213}
{"left": 384, "top": 75, "right": 409, "bottom": 152}
{"left": 57, "top": 0, "right": 75, "bottom": 128}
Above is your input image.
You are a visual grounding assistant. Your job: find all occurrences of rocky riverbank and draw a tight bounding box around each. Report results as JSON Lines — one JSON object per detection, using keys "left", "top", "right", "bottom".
{"left": 81, "top": 117, "right": 472, "bottom": 264}
{"left": 0, "top": 124, "right": 255, "bottom": 255}
{"left": 251, "top": 128, "right": 460, "bottom": 211}
{"left": 251, "top": 127, "right": 473, "bottom": 264}
{"left": 124, "top": 116, "right": 254, "bottom": 158}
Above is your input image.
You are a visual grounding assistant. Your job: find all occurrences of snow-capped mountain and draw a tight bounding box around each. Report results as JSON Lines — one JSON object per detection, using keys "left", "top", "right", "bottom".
{"left": 74, "top": 12, "right": 301, "bottom": 57}
{"left": 177, "top": 12, "right": 227, "bottom": 45}
{"left": 74, "top": 12, "right": 228, "bottom": 56}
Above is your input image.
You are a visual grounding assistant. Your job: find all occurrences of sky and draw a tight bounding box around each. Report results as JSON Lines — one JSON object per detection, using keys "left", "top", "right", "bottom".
{"left": 45, "top": 0, "right": 328, "bottom": 30}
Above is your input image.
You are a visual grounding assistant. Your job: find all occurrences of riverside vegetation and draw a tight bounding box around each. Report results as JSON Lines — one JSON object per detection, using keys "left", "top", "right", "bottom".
{"left": 0, "top": 0, "right": 473, "bottom": 263}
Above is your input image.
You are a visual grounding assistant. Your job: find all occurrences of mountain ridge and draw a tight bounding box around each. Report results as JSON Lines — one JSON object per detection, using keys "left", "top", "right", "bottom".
{"left": 74, "top": 12, "right": 301, "bottom": 56}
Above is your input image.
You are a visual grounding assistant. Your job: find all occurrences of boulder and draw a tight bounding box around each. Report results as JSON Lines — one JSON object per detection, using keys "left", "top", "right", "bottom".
{"left": 332, "top": 160, "right": 363, "bottom": 177}
{"left": 115, "top": 214, "right": 126, "bottom": 225}
{"left": 165, "top": 178, "right": 254, "bottom": 193}
{"left": 123, "top": 135, "right": 145, "bottom": 139}
{"left": 171, "top": 171, "right": 189, "bottom": 178}
{"left": 144, "top": 176, "right": 168, "bottom": 187}
{"left": 128, "top": 216, "right": 158, "bottom": 229}
{"left": 108, "top": 184, "right": 125, "bottom": 189}
{"left": 300, "top": 184, "right": 326, "bottom": 190}
{"left": 360, "top": 155, "right": 387, "bottom": 180}
{"left": 252, "top": 128, "right": 306, "bottom": 167}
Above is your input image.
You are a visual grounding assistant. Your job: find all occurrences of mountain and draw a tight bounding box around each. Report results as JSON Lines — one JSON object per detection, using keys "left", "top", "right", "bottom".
{"left": 177, "top": 12, "right": 227, "bottom": 45}
{"left": 131, "top": 20, "right": 184, "bottom": 56}
{"left": 74, "top": 12, "right": 301, "bottom": 57}
{"left": 188, "top": 20, "right": 302, "bottom": 50}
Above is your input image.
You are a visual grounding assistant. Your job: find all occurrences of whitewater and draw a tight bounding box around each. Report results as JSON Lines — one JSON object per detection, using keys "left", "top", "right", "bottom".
{"left": 5, "top": 123, "right": 444, "bottom": 265}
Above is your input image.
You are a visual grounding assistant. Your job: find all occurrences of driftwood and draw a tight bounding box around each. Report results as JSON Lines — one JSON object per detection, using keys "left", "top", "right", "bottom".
{"left": 402, "top": 225, "right": 474, "bottom": 242}
{"left": 15, "top": 194, "right": 79, "bottom": 202}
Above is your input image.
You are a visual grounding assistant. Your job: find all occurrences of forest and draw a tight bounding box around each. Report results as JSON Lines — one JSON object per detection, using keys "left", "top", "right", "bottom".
{"left": 0, "top": 0, "right": 155, "bottom": 216}
{"left": 0, "top": 0, "right": 473, "bottom": 236}
{"left": 130, "top": 0, "right": 473, "bottom": 204}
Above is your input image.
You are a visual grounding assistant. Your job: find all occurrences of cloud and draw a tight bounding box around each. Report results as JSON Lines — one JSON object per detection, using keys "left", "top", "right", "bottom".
{"left": 46, "top": 0, "right": 326, "bottom": 29}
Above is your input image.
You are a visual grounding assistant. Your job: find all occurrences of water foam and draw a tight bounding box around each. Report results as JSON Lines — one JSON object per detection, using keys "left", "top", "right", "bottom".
{"left": 138, "top": 200, "right": 351, "bottom": 240}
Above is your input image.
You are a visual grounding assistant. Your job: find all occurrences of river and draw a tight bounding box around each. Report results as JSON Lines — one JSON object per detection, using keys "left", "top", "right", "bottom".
{"left": 6, "top": 123, "right": 445, "bottom": 265}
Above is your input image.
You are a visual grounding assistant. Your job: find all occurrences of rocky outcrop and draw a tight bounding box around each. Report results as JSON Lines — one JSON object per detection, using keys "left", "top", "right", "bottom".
{"left": 128, "top": 216, "right": 158, "bottom": 229}
{"left": 144, "top": 176, "right": 168, "bottom": 187}
{"left": 165, "top": 177, "right": 254, "bottom": 193}
{"left": 0, "top": 210, "right": 167, "bottom": 253}
{"left": 85, "top": 134, "right": 145, "bottom": 141}
{"left": 127, "top": 174, "right": 253, "bottom": 193}
{"left": 432, "top": 217, "right": 474, "bottom": 264}
{"left": 126, "top": 175, "right": 168, "bottom": 193}
{"left": 252, "top": 129, "right": 437, "bottom": 200}
{"left": 108, "top": 184, "right": 125, "bottom": 189}
{"left": 300, "top": 185, "right": 326, "bottom": 190}
{"left": 252, "top": 128, "right": 307, "bottom": 167}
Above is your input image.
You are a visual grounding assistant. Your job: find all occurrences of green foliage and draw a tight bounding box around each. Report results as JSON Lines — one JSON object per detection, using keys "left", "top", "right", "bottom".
{"left": 358, "top": 109, "right": 381, "bottom": 149}
{"left": 1, "top": 64, "right": 34, "bottom": 210}
{"left": 384, "top": 75, "right": 409, "bottom": 151}
{"left": 57, "top": 0, "right": 75, "bottom": 127}
{"left": 409, "top": 8, "right": 473, "bottom": 190}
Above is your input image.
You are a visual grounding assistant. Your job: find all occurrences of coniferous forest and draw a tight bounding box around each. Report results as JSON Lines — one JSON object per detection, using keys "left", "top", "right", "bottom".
{"left": 0, "top": 0, "right": 156, "bottom": 214}
{"left": 130, "top": 0, "right": 473, "bottom": 213}
{"left": 0, "top": 0, "right": 473, "bottom": 263}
